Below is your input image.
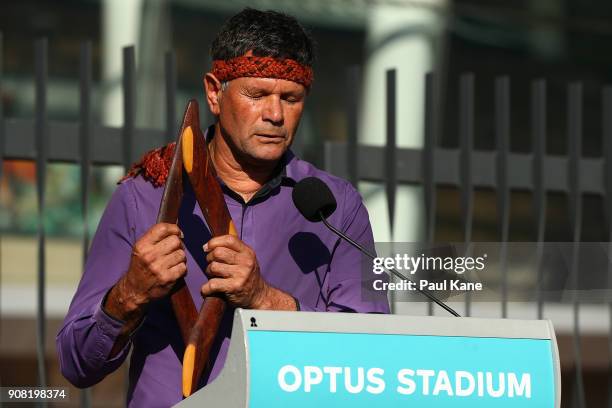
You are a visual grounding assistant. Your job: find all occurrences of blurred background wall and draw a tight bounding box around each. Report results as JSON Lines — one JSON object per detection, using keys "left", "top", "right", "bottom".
{"left": 1, "top": 0, "right": 612, "bottom": 406}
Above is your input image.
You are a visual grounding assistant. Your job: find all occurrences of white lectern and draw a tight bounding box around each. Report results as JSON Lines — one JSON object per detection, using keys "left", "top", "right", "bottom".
{"left": 175, "top": 309, "right": 560, "bottom": 407}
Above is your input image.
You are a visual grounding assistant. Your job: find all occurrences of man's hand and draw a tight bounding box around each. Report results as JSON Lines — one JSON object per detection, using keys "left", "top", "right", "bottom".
{"left": 202, "top": 235, "right": 296, "bottom": 310}
{"left": 104, "top": 223, "right": 187, "bottom": 322}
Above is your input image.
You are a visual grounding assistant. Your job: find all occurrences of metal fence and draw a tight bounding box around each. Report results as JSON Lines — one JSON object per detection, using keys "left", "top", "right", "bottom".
{"left": 1, "top": 38, "right": 176, "bottom": 408}
{"left": 326, "top": 68, "right": 612, "bottom": 407}
{"left": 1, "top": 37, "right": 612, "bottom": 407}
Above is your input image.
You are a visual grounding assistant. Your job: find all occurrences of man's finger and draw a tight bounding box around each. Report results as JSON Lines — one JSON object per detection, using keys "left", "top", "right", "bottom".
{"left": 206, "top": 246, "right": 239, "bottom": 265}
{"left": 146, "top": 223, "right": 183, "bottom": 244}
{"left": 204, "top": 234, "right": 244, "bottom": 253}
{"left": 163, "top": 248, "right": 186, "bottom": 269}
{"left": 201, "top": 278, "right": 232, "bottom": 297}
{"left": 156, "top": 234, "right": 183, "bottom": 256}
{"left": 167, "top": 262, "right": 187, "bottom": 280}
{"left": 206, "top": 261, "right": 239, "bottom": 279}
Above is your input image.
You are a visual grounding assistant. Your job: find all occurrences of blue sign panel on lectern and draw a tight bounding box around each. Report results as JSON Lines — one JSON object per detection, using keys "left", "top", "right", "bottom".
{"left": 248, "top": 331, "right": 555, "bottom": 407}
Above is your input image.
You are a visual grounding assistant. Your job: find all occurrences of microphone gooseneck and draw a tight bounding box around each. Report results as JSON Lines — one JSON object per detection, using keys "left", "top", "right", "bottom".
{"left": 292, "top": 177, "right": 460, "bottom": 317}
{"left": 319, "top": 210, "right": 460, "bottom": 317}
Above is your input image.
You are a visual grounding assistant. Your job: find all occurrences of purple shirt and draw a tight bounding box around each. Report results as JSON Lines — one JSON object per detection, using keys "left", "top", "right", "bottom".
{"left": 57, "top": 148, "right": 389, "bottom": 407}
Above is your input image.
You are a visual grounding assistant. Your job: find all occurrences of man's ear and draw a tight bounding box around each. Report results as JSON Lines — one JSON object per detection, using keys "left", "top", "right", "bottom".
{"left": 204, "top": 73, "right": 223, "bottom": 116}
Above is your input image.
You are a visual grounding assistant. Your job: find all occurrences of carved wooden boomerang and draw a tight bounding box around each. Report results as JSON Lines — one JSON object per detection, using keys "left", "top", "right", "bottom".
{"left": 157, "top": 103, "right": 199, "bottom": 345}
{"left": 179, "top": 100, "right": 237, "bottom": 397}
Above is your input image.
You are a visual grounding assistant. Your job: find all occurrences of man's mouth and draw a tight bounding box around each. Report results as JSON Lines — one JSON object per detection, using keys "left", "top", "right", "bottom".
{"left": 255, "top": 133, "right": 285, "bottom": 139}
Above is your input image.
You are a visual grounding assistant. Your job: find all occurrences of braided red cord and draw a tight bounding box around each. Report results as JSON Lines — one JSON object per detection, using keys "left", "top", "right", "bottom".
{"left": 119, "top": 142, "right": 176, "bottom": 187}
{"left": 211, "top": 56, "right": 313, "bottom": 88}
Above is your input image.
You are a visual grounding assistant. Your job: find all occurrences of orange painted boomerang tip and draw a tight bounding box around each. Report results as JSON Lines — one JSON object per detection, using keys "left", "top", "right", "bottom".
{"left": 182, "top": 343, "right": 196, "bottom": 397}
{"left": 229, "top": 220, "right": 238, "bottom": 237}
{"left": 181, "top": 126, "right": 194, "bottom": 174}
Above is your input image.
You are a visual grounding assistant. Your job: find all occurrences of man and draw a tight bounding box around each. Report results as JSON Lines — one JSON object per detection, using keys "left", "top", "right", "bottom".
{"left": 57, "top": 8, "right": 389, "bottom": 407}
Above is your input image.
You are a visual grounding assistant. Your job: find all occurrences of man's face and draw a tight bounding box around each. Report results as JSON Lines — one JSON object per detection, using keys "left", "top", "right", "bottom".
{"left": 211, "top": 76, "right": 306, "bottom": 164}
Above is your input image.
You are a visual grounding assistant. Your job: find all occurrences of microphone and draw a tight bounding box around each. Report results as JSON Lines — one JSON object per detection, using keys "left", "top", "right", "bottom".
{"left": 292, "top": 177, "right": 461, "bottom": 317}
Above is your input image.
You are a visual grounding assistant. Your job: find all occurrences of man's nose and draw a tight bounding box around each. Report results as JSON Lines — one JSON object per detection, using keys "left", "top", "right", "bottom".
{"left": 262, "top": 95, "right": 284, "bottom": 125}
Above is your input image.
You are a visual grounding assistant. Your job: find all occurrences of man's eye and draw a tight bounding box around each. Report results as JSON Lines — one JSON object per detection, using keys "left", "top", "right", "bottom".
{"left": 283, "top": 96, "right": 301, "bottom": 103}
{"left": 243, "top": 90, "right": 264, "bottom": 99}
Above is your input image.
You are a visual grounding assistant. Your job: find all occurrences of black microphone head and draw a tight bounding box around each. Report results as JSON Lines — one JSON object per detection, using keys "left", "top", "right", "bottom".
{"left": 292, "top": 177, "right": 337, "bottom": 222}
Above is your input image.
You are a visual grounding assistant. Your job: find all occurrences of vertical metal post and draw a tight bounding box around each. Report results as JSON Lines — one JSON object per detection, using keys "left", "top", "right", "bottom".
{"left": 568, "top": 82, "right": 585, "bottom": 408}
{"left": 0, "top": 33, "right": 4, "bottom": 346}
{"left": 34, "top": 38, "right": 48, "bottom": 405}
{"left": 165, "top": 51, "right": 177, "bottom": 144}
{"left": 385, "top": 69, "right": 397, "bottom": 239}
{"left": 604, "top": 85, "right": 612, "bottom": 408}
{"left": 384, "top": 69, "right": 397, "bottom": 313}
{"left": 532, "top": 79, "right": 547, "bottom": 320}
{"left": 495, "top": 76, "right": 510, "bottom": 318}
{"left": 0, "top": 33, "right": 4, "bottom": 403}
{"left": 0, "top": 32, "right": 4, "bottom": 197}
{"left": 424, "top": 72, "right": 439, "bottom": 316}
{"left": 346, "top": 65, "right": 360, "bottom": 188}
{"left": 80, "top": 41, "right": 92, "bottom": 261}
{"left": 123, "top": 46, "right": 136, "bottom": 170}
{"left": 459, "top": 73, "right": 474, "bottom": 317}
{"left": 424, "top": 73, "right": 438, "bottom": 244}
{"left": 121, "top": 44, "right": 136, "bottom": 399}
{"left": 79, "top": 41, "right": 93, "bottom": 408}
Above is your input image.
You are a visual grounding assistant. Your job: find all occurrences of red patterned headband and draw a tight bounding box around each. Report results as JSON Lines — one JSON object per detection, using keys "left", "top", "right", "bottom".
{"left": 211, "top": 56, "right": 313, "bottom": 89}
